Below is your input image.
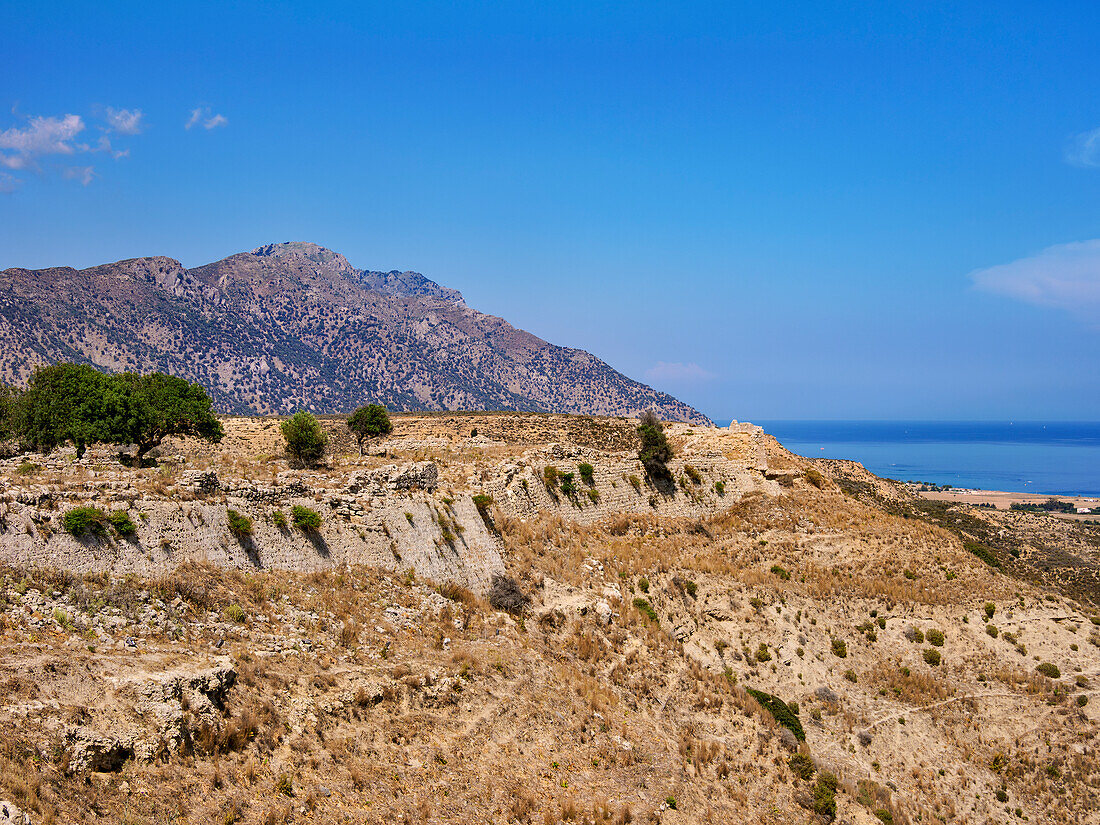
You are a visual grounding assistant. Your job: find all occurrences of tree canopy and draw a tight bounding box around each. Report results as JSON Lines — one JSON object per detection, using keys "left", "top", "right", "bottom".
{"left": 637, "top": 409, "right": 673, "bottom": 482}
{"left": 14, "top": 363, "right": 222, "bottom": 460}
{"left": 347, "top": 404, "right": 392, "bottom": 454}
{"left": 281, "top": 410, "right": 328, "bottom": 466}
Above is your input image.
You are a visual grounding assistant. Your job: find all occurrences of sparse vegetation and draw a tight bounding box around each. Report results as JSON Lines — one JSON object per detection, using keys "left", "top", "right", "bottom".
{"left": 291, "top": 505, "right": 322, "bottom": 530}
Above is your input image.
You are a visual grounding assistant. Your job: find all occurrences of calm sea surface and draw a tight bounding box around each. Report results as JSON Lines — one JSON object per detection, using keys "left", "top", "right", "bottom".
{"left": 718, "top": 421, "right": 1100, "bottom": 496}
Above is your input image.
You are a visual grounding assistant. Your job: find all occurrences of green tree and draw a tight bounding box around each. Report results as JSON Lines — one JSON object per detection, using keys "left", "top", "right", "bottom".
{"left": 346, "top": 403, "right": 393, "bottom": 455}
{"left": 16, "top": 363, "right": 125, "bottom": 457}
{"left": 113, "top": 372, "right": 223, "bottom": 462}
{"left": 637, "top": 409, "right": 673, "bottom": 482}
{"left": 281, "top": 410, "right": 328, "bottom": 466}
{"left": 0, "top": 383, "right": 21, "bottom": 442}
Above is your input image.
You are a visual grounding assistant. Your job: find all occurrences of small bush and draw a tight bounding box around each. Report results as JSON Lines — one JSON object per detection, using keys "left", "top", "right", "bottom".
{"left": 633, "top": 597, "right": 658, "bottom": 623}
{"left": 638, "top": 577, "right": 649, "bottom": 594}
{"left": 108, "top": 510, "right": 137, "bottom": 536}
{"left": 586, "top": 488, "right": 600, "bottom": 504}
{"left": 227, "top": 509, "right": 253, "bottom": 537}
{"left": 628, "top": 474, "right": 642, "bottom": 493}
{"left": 543, "top": 466, "right": 560, "bottom": 489}
{"left": 813, "top": 772, "right": 837, "bottom": 818}
{"left": 281, "top": 410, "right": 327, "bottom": 466}
{"left": 770, "top": 565, "right": 791, "bottom": 581}
{"left": 225, "top": 604, "right": 247, "bottom": 623}
{"left": 984, "top": 602, "right": 996, "bottom": 620}
{"left": 986, "top": 624, "right": 999, "bottom": 638}
{"left": 488, "top": 574, "right": 529, "bottom": 615}
{"left": 922, "top": 648, "right": 941, "bottom": 666}
{"left": 271, "top": 510, "right": 288, "bottom": 530}
{"left": 904, "top": 627, "right": 924, "bottom": 643}
{"left": 275, "top": 774, "right": 294, "bottom": 797}
{"left": 713, "top": 480, "right": 725, "bottom": 496}
{"left": 789, "top": 752, "right": 816, "bottom": 781}
{"left": 1036, "top": 662, "right": 1061, "bottom": 679}
{"left": 63, "top": 506, "right": 109, "bottom": 536}
{"left": 965, "top": 541, "right": 998, "bottom": 566}
{"left": 746, "top": 688, "right": 805, "bottom": 741}
{"left": 927, "top": 628, "right": 945, "bottom": 647}
{"left": 664, "top": 797, "right": 676, "bottom": 810}
{"left": 559, "top": 472, "right": 577, "bottom": 497}
{"left": 683, "top": 465, "right": 702, "bottom": 484}
{"left": 755, "top": 643, "right": 772, "bottom": 663}
{"left": 803, "top": 467, "right": 826, "bottom": 489}
{"left": 291, "top": 506, "right": 322, "bottom": 530}
{"left": 831, "top": 638, "right": 848, "bottom": 658}
{"left": 684, "top": 580, "right": 697, "bottom": 598}
{"left": 471, "top": 494, "right": 494, "bottom": 526}
{"left": 844, "top": 669, "right": 857, "bottom": 683}
{"left": 578, "top": 463, "right": 595, "bottom": 485}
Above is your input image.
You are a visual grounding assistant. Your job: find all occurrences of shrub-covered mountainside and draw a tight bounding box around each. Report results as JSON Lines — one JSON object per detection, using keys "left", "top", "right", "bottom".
{"left": 0, "top": 242, "right": 709, "bottom": 423}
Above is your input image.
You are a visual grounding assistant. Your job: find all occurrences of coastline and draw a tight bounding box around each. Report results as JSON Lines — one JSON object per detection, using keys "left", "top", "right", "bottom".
{"left": 914, "top": 486, "right": 1100, "bottom": 520}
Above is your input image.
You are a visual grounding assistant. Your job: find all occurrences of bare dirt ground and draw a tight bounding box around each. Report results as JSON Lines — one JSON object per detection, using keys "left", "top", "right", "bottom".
{"left": 1, "top": 415, "right": 1099, "bottom": 825}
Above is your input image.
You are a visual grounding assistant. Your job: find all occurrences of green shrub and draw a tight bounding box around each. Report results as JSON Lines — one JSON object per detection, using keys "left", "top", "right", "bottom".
{"left": 63, "top": 506, "right": 109, "bottom": 536}
{"left": 637, "top": 410, "right": 673, "bottom": 481}
{"left": 831, "top": 638, "right": 848, "bottom": 658}
{"left": 986, "top": 624, "right": 999, "bottom": 638}
{"left": 272, "top": 510, "right": 288, "bottom": 530}
{"left": 965, "top": 541, "right": 998, "bottom": 566}
{"left": 109, "top": 510, "right": 137, "bottom": 536}
{"left": 874, "top": 810, "right": 894, "bottom": 825}
{"left": 227, "top": 509, "right": 253, "bottom": 537}
{"left": 927, "top": 628, "right": 945, "bottom": 647}
{"left": 281, "top": 411, "right": 327, "bottom": 466}
{"left": 543, "top": 466, "right": 560, "bottom": 489}
{"left": 923, "top": 648, "right": 941, "bottom": 666}
{"left": 578, "top": 463, "right": 595, "bottom": 485}
{"left": 664, "top": 796, "right": 676, "bottom": 810}
{"left": 633, "top": 597, "right": 658, "bottom": 623}
{"left": 683, "top": 465, "right": 702, "bottom": 485}
{"left": 586, "top": 488, "right": 600, "bottom": 504}
{"left": 684, "top": 580, "right": 697, "bottom": 598}
{"left": 755, "top": 643, "right": 772, "bottom": 663}
{"left": 15, "top": 461, "right": 40, "bottom": 476}
{"left": 559, "top": 472, "right": 577, "bottom": 497}
{"left": 291, "top": 505, "right": 322, "bottom": 530}
{"left": 628, "top": 474, "right": 642, "bottom": 493}
{"left": 844, "top": 669, "right": 857, "bottom": 683}
{"left": 770, "top": 565, "right": 791, "bottom": 581}
{"left": 1036, "top": 662, "right": 1061, "bottom": 679}
{"left": 789, "top": 752, "right": 816, "bottom": 781}
{"left": 225, "top": 604, "right": 247, "bottom": 623}
{"left": 746, "top": 688, "right": 805, "bottom": 741}
{"left": 813, "top": 772, "right": 838, "bottom": 818}
{"left": 713, "top": 480, "right": 725, "bottom": 496}
{"left": 637, "top": 577, "right": 649, "bottom": 594}
{"left": 471, "top": 494, "right": 494, "bottom": 525}
{"left": 984, "top": 602, "right": 996, "bottom": 620}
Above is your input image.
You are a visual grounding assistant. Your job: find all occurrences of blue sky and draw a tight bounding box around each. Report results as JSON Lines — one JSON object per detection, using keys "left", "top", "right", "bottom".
{"left": 2, "top": 1, "right": 1099, "bottom": 420}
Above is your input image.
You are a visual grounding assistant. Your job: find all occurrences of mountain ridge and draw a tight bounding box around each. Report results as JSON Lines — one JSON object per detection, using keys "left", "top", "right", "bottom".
{"left": 0, "top": 243, "right": 711, "bottom": 424}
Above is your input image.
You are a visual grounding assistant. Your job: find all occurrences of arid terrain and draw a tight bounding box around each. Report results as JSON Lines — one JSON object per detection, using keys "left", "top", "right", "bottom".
{"left": 0, "top": 243, "right": 707, "bottom": 424}
{"left": 1, "top": 414, "right": 1099, "bottom": 825}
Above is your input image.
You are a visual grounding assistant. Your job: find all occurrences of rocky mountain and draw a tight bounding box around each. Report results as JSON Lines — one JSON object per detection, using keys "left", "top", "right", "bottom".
{"left": 0, "top": 242, "right": 710, "bottom": 423}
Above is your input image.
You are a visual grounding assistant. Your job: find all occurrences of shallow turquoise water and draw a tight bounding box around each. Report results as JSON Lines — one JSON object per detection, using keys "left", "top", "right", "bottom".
{"left": 723, "top": 421, "right": 1100, "bottom": 496}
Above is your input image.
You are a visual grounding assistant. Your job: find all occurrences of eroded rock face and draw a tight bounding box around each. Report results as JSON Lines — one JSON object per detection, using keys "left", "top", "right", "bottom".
{"left": 64, "top": 726, "right": 134, "bottom": 772}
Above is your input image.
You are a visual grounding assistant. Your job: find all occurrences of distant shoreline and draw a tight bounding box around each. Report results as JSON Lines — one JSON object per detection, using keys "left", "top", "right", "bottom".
{"left": 914, "top": 486, "right": 1100, "bottom": 520}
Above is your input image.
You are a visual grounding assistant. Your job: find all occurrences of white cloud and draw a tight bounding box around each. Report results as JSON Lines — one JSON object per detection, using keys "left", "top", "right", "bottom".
{"left": 970, "top": 239, "right": 1100, "bottom": 321}
{"left": 0, "top": 114, "right": 84, "bottom": 169}
{"left": 186, "top": 107, "right": 227, "bottom": 130}
{"left": 63, "top": 165, "right": 95, "bottom": 186}
{"left": 644, "top": 361, "right": 715, "bottom": 383}
{"left": 104, "top": 107, "right": 144, "bottom": 135}
{"left": 1066, "top": 127, "right": 1100, "bottom": 168}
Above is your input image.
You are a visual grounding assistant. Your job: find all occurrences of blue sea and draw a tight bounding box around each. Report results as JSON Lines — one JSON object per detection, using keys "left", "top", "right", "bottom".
{"left": 721, "top": 421, "right": 1100, "bottom": 497}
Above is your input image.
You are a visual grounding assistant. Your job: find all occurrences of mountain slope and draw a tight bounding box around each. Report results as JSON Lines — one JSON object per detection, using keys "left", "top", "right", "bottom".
{"left": 0, "top": 242, "right": 710, "bottom": 423}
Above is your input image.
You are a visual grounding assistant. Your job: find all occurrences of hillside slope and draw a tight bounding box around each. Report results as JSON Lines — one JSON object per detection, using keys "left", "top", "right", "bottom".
{"left": 0, "top": 242, "right": 708, "bottom": 423}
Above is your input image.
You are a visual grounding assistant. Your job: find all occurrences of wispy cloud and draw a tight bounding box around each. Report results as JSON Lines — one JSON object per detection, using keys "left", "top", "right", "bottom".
{"left": 0, "top": 114, "right": 85, "bottom": 170}
{"left": 0, "top": 106, "right": 143, "bottom": 192}
{"left": 970, "top": 239, "right": 1100, "bottom": 323}
{"left": 186, "top": 107, "right": 228, "bottom": 130}
{"left": 104, "top": 107, "right": 144, "bottom": 135}
{"left": 644, "top": 361, "right": 715, "bottom": 383}
{"left": 1066, "top": 127, "right": 1100, "bottom": 168}
{"left": 63, "top": 165, "right": 95, "bottom": 186}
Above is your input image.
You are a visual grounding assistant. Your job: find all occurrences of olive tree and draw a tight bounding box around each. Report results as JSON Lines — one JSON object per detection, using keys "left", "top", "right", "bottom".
{"left": 346, "top": 404, "right": 392, "bottom": 455}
